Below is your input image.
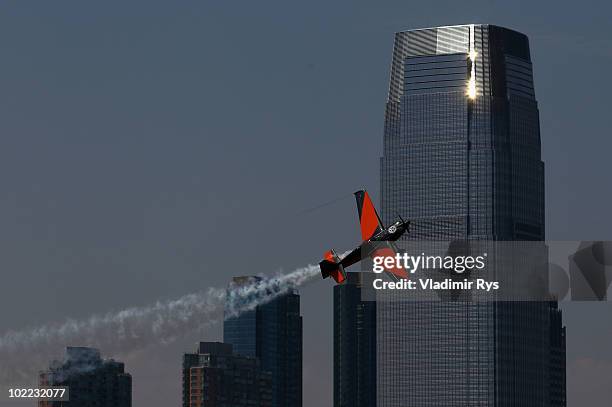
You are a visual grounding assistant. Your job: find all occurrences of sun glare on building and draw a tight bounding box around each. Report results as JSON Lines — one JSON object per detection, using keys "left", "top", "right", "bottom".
{"left": 467, "top": 50, "right": 477, "bottom": 99}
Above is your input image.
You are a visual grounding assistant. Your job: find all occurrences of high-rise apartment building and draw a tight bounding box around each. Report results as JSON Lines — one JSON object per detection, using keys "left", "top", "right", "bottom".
{"left": 182, "top": 342, "right": 272, "bottom": 407}
{"left": 39, "top": 347, "right": 131, "bottom": 407}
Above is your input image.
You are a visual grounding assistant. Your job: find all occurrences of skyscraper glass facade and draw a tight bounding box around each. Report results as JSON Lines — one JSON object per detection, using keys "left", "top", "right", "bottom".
{"left": 334, "top": 272, "right": 377, "bottom": 407}
{"left": 378, "top": 24, "right": 566, "bottom": 406}
{"left": 224, "top": 278, "right": 302, "bottom": 407}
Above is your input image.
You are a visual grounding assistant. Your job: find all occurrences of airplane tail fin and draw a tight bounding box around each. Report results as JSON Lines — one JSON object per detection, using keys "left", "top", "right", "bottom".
{"left": 319, "top": 249, "right": 347, "bottom": 284}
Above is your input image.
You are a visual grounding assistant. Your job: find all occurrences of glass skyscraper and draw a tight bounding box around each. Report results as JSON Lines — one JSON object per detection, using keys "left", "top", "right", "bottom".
{"left": 334, "top": 272, "right": 377, "bottom": 407}
{"left": 224, "top": 276, "right": 303, "bottom": 407}
{"left": 375, "top": 24, "right": 565, "bottom": 406}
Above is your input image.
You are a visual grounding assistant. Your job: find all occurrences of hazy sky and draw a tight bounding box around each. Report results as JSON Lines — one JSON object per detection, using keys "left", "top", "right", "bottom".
{"left": 1, "top": 1, "right": 611, "bottom": 406}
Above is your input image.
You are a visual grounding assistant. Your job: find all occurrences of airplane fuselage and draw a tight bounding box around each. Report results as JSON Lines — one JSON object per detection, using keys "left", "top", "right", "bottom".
{"left": 338, "top": 218, "right": 409, "bottom": 270}
{"left": 369, "top": 220, "right": 408, "bottom": 242}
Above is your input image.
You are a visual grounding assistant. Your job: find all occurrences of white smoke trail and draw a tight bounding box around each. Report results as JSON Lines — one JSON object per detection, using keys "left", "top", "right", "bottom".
{"left": 0, "top": 262, "right": 321, "bottom": 384}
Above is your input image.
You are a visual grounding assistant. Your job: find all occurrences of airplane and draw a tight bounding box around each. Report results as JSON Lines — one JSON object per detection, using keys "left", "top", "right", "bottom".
{"left": 319, "top": 190, "right": 410, "bottom": 284}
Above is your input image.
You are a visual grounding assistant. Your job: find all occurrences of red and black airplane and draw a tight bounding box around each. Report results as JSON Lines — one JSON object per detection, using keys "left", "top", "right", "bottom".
{"left": 319, "top": 190, "right": 410, "bottom": 284}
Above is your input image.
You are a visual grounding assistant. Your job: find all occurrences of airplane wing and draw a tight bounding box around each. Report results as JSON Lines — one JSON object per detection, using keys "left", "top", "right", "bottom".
{"left": 354, "top": 190, "right": 384, "bottom": 241}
